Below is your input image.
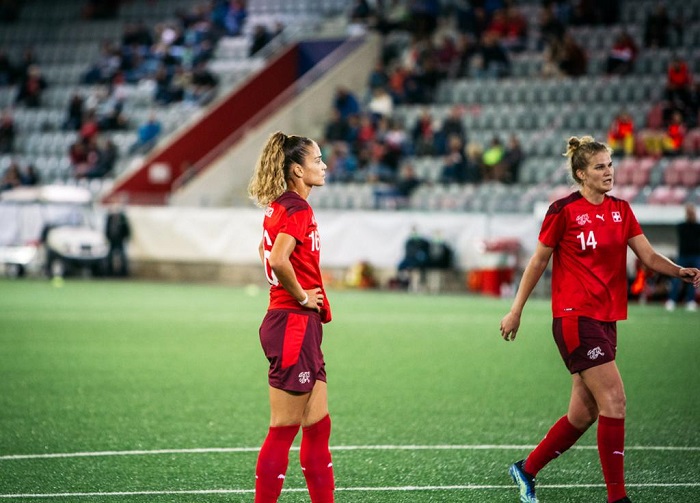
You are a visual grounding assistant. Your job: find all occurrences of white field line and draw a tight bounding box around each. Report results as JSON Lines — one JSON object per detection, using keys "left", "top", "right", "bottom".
{"left": 1, "top": 443, "right": 699, "bottom": 461}
{"left": 2, "top": 483, "right": 700, "bottom": 499}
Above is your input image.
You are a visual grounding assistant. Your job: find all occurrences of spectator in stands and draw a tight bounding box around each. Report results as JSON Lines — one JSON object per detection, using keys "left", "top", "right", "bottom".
{"left": 475, "top": 30, "right": 511, "bottom": 78}
{"left": 664, "top": 55, "right": 693, "bottom": 111}
{"left": 69, "top": 138, "right": 90, "bottom": 175}
{"left": 666, "top": 204, "right": 700, "bottom": 312}
{"left": 188, "top": 61, "right": 218, "bottom": 105}
{"left": 408, "top": 0, "right": 440, "bottom": 40}
{"left": 607, "top": 110, "right": 635, "bottom": 156}
{"left": 643, "top": 3, "right": 678, "bottom": 48}
{"left": 605, "top": 31, "right": 638, "bottom": 76}
{"left": 487, "top": 6, "right": 528, "bottom": 53}
{"left": 0, "top": 160, "right": 21, "bottom": 191}
{"left": 538, "top": 4, "right": 566, "bottom": 50}
{"left": 14, "top": 64, "right": 47, "bottom": 107}
{"left": 63, "top": 92, "right": 85, "bottom": 132}
{"left": 643, "top": 110, "right": 686, "bottom": 157}
{"left": 79, "top": 110, "right": 100, "bottom": 141}
{"left": 394, "top": 162, "right": 422, "bottom": 198}
{"left": 0, "top": 49, "right": 17, "bottom": 86}
{"left": 544, "top": 33, "right": 587, "bottom": 78}
{"left": 15, "top": 47, "right": 38, "bottom": 82}
{"left": 363, "top": 139, "right": 395, "bottom": 183}
{"left": 92, "top": 137, "right": 118, "bottom": 178}
{"left": 367, "top": 60, "right": 390, "bottom": 93}
{"left": 368, "top": 86, "right": 394, "bottom": 120}
{"left": 82, "top": 0, "right": 120, "bottom": 20}
{"left": 663, "top": 110, "right": 687, "bottom": 155}
{"left": 129, "top": 112, "right": 162, "bottom": 155}
{"left": 385, "top": 117, "right": 409, "bottom": 158}
{"left": 0, "top": 109, "right": 15, "bottom": 153}
{"left": 20, "top": 163, "right": 40, "bottom": 186}
{"left": 503, "top": 133, "right": 524, "bottom": 184}
{"left": 333, "top": 86, "right": 360, "bottom": 120}
{"left": 324, "top": 109, "right": 350, "bottom": 144}
{"left": 411, "top": 108, "right": 436, "bottom": 156}
{"left": 222, "top": 0, "right": 247, "bottom": 37}
{"left": 481, "top": 136, "right": 506, "bottom": 182}
{"left": 249, "top": 25, "right": 272, "bottom": 56}
{"left": 73, "top": 136, "right": 102, "bottom": 178}
{"left": 439, "top": 134, "right": 469, "bottom": 184}
{"left": 326, "top": 141, "right": 358, "bottom": 183}
{"left": 82, "top": 40, "right": 121, "bottom": 85}
{"left": 435, "top": 105, "right": 466, "bottom": 155}
{"left": 455, "top": 33, "right": 479, "bottom": 78}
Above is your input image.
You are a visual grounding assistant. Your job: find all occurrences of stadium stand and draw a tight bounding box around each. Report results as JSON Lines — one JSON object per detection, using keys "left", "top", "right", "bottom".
{"left": 0, "top": 0, "right": 698, "bottom": 211}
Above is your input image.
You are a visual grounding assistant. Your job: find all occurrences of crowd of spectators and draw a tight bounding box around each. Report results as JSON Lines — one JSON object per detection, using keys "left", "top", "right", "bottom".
{"left": 0, "top": 0, "right": 250, "bottom": 188}
{"left": 81, "top": 1, "right": 233, "bottom": 107}
{"left": 320, "top": 0, "right": 699, "bottom": 204}
{"left": 0, "top": 158, "right": 39, "bottom": 191}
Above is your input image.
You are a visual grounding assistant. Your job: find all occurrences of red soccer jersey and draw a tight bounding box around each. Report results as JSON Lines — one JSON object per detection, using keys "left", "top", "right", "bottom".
{"left": 539, "top": 192, "right": 642, "bottom": 321}
{"left": 261, "top": 191, "right": 331, "bottom": 323}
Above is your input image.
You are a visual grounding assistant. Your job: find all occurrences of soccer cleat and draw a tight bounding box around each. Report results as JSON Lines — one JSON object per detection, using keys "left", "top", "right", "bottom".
{"left": 610, "top": 498, "right": 632, "bottom": 503}
{"left": 509, "top": 459, "right": 538, "bottom": 503}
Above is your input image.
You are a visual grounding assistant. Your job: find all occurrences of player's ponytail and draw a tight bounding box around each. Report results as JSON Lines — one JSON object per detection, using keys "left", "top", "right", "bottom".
{"left": 564, "top": 135, "right": 611, "bottom": 184}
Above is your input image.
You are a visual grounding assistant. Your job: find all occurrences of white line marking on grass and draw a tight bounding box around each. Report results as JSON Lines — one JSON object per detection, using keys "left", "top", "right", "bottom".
{"left": 2, "top": 444, "right": 699, "bottom": 461}
{"left": 2, "top": 483, "right": 700, "bottom": 499}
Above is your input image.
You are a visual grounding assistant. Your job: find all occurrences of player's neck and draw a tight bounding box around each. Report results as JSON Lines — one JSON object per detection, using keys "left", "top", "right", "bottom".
{"left": 579, "top": 187, "right": 605, "bottom": 205}
{"left": 286, "top": 184, "right": 310, "bottom": 200}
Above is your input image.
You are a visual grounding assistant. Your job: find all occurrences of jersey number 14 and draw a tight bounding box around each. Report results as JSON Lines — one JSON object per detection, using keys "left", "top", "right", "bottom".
{"left": 576, "top": 231, "right": 598, "bottom": 250}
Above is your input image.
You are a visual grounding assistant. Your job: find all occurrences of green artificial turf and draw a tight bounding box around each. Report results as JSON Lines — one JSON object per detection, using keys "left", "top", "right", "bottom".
{"left": 0, "top": 278, "right": 698, "bottom": 502}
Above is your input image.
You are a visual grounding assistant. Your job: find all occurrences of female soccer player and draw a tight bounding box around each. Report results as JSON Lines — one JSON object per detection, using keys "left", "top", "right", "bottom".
{"left": 500, "top": 136, "right": 700, "bottom": 503}
{"left": 248, "top": 131, "right": 334, "bottom": 503}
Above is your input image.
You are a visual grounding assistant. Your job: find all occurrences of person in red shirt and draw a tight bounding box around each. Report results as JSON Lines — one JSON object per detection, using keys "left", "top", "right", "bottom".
{"left": 248, "top": 131, "right": 334, "bottom": 503}
{"left": 500, "top": 136, "right": 700, "bottom": 503}
{"left": 607, "top": 110, "right": 635, "bottom": 156}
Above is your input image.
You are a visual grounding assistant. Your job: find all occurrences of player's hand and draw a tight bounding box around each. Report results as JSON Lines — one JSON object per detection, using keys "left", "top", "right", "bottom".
{"left": 305, "top": 288, "right": 324, "bottom": 312}
{"left": 679, "top": 268, "right": 700, "bottom": 288}
{"left": 500, "top": 312, "right": 521, "bottom": 341}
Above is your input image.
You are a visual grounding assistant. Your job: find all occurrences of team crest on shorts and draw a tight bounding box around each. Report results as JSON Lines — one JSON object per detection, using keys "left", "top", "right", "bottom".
{"left": 587, "top": 346, "right": 605, "bottom": 360}
{"left": 298, "top": 371, "right": 311, "bottom": 384}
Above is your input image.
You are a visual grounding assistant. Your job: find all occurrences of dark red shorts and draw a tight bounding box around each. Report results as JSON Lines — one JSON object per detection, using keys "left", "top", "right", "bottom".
{"left": 553, "top": 316, "right": 617, "bottom": 374}
{"left": 259, "top": 309, "right": 326, "bottom": 393}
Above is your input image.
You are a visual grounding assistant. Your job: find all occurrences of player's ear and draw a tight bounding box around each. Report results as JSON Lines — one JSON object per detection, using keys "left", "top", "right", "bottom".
{"left": 292, "top": 163, "right": 303, "bottom": 178}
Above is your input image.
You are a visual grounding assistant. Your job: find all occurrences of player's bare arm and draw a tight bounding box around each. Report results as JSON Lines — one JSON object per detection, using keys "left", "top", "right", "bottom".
{"left": 268, "top": 232, "right": 323, "bottom": 311}
{"left": 501, "top": 242, "right": 553, "bottom": 341}
{"left": 628, "top": 234, "right": 700, "bottom": 288}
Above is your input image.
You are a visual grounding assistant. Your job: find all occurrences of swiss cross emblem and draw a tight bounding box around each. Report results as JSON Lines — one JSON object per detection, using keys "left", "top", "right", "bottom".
{"left": 612, "top": 211, "right": 622, "bottom": 222}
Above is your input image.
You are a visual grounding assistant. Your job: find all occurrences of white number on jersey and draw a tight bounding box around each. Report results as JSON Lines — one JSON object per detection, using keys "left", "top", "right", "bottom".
{"left": 576, "top": 230, "right": 598, "bottom": 250}
{"left": 262, "top": 229, "right": 279, "bottom": 286}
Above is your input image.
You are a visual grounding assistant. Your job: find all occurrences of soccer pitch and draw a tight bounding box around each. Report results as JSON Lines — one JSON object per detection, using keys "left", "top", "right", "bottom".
{"left": 0, "top": 279, "right": 698, "bottom": 502}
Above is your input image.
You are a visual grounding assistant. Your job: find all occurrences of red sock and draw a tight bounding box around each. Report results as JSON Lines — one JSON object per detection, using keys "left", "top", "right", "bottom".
{"left": 300, "top": 414, "right": 335, "bottom": 503}
{"left": 255, "top": 424, "right": 300, "bottom": 503}
{"left": 598, "top": 415, "right": 627, "bottom": 502}
{"left": 524, "top": 415, "right": 586, "bottom": 476}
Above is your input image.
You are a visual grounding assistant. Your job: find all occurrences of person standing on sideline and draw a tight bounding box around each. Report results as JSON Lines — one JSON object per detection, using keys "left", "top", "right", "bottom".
{"left": 666, "top": 203, "right": 700, "bottom": 311}
{"left": 499, "top": 136, "right": 700, "bottom": 503}
{"left": 105, "top": 202, "right": 131, "bottom": 277}
{"left": 248, "top": 131, "right": 335, "bottom": 503}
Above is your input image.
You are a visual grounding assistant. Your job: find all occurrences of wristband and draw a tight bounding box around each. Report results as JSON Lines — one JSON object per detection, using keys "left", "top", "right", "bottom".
{"left": 299, "top": 292, "right": 309, "bottom": 306}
